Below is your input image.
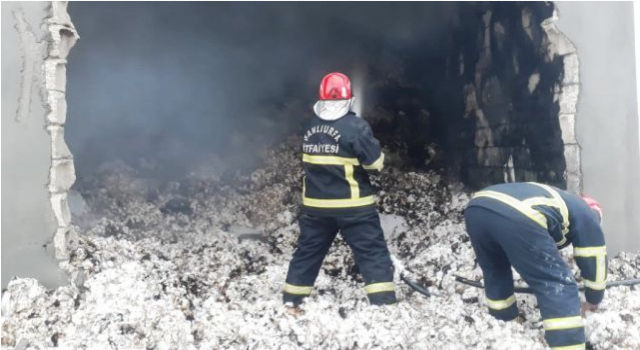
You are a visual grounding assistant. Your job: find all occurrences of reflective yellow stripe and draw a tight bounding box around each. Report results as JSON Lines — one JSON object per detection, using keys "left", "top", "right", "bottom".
{"left": 284, "top": 283, "right": 313, "bottom": 295}
{"left": 583, "top": 279, "right": 607, "bottom": 290}
{"left": 523, "top": 196, "right": 566, "bottom": 234}
{"left": 303, "top": 196, "right": 375, "bottom": 208}
{"left": 473, "top": 191, "right": 548, "bottom": 229}
{"left": 344, "top": 164, "right": 359, "bottom": 199}
{"left": 556, "top": 236, "right": 568, "bottom": 247}
{"left": 527, "top": 194, "right": 569, "bottom": 246}
{"left": 486, "top": 295, "right": 516, "bottom": 310}
{"left": 574, "top": 246, "right": 607, "bottom": 257}
{"left": 302, "top": 175, "right": 306, "bottom": 197}
{"left": 523, "top": 197, "right": 558, "bottom": 207}
{"left": 543, "top": 316, "right": 584, "bottom": 331}
{"left": 551, "top": 344, "right": 585, "bottom": 350}
{"left": 529, "top": 183, "right": 570, "bottom": 236}
{"left": 364, "top": 282, "right": 395, "bottom": 294}
{"left": 302, "top": 154, "right": 360, "bottom": 166}
{"left": 363, "top": 153, "right": 385, "bottom": 171}
{"left": 596, "top": 252, "right": 607, "bottom": 286}
{"left": 574, "top": 245, "right": 607, "bottom": 289}
{"left": 302, "top": 153, "right": 370, "bottom": 207}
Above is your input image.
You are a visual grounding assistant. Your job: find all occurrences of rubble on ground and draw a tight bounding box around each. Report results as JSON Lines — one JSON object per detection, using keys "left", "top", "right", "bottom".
{"left": 2, "top": 138, "right": 639, "bottom": 350}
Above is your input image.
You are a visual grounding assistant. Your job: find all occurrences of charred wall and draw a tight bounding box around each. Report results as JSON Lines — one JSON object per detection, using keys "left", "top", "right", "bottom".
{"left": 356, "top": 2, "right": 578, "bottom": 192}
{"left": 438, "top": 2, "right": 576, "bottom": 191}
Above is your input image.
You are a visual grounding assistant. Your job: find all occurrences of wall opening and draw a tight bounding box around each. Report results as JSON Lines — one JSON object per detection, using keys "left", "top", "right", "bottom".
{"left": 64, "top": 2, "right": 580, "bottom": 235}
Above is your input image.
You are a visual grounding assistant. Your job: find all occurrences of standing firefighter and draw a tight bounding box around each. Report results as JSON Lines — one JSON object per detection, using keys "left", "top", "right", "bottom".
{"left": 465, "top": 182, "right": 606, "bottom": 350}
{"left": 283, "top": 72, "right": 396, "bottom": 306}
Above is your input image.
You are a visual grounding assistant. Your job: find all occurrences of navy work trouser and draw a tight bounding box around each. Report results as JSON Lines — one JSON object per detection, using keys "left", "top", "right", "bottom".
{"left": 284, "top": 210, "right": 396, "bottom": 306}
{"left": 464, "top": 206, "right": 585, "bottom": 350}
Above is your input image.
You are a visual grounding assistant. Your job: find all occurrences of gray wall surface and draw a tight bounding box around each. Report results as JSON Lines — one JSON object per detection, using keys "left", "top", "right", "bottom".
{"left": 556, "top": 1, "right": 640, "bottom": 254}
{"left": 1, "top": 1, "right": 68, "bottom": 288}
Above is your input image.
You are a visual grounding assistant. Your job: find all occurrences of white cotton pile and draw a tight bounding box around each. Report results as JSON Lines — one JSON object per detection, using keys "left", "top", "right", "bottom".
{"left": 2, "top": 139, "right": 639, "bottom": 350}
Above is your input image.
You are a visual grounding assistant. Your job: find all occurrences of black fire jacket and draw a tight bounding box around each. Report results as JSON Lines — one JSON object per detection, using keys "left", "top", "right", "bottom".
{"left": 468, "top": 182, "right": 607, "bottom": 304}
{"left": 301, "top": 112, "right": 384, "bottom": 216}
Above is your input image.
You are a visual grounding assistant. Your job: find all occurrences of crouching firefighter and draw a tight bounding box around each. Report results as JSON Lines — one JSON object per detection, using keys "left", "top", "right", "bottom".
{"left": 283, "top": 72, "right": 396, "bottom": 306}
{"left": 465, "top": 182, "right": 606, "bottom": 350}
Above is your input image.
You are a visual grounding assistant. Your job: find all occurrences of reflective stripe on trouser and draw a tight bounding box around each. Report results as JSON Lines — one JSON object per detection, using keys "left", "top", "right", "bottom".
{"left": 282, "top": 283, "right": 313, "bottom": 306}
{"left": 464, "top": 207, "right": 584, "bottom": 348}
{"left": 485, "top": 294, "right": 518, "bottom": 320}
{"left": 283, "top": 283, "right": 313, "bottom": 295}
{"left": 284, "top": 213, "right": 339, "bottom": 306}
{"left": 550, "top": 344, "right": 585, "bottom": 350}
{"left": 339, "top": 212, "right": 396, "bottom": 305}
{"left": 465, "top": 208, "right": 519, "bottom": 321}
{"left": 364, "top": 282, "right": 396, "bottom": 305}
{"left": 284, "top": 211, "right": 396, "bottom": 306}
{"left": 544, "top": 316, "right": 585, "bottom": 350}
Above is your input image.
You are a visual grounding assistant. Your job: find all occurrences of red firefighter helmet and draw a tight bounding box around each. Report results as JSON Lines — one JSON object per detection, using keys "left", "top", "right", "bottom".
{"left": 319, "top": 72, "right": 352, "bottom": 100}
{"left": 581, "top": 195, "right": 603, "bottom": 223}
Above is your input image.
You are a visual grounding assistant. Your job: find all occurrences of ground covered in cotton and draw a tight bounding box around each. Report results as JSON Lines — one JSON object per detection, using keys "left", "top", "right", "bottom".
{"left": 2, "top": 139, "right": 640, "bottom": 350}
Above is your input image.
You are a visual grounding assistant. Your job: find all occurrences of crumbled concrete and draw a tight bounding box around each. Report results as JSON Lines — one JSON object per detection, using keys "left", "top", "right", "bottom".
{"left": 563, "top": 54, "right": 580, "bottom": 85}
{"left": 540, "top": 8, "right": 581, "bottom": 193}
{"left": 563, "top": 145, "right": 582, "bottom": 175}
{"left": 558, "top": 83, "right": 580, "bottom": 115}
{"left": 559, "top": 114, "right": 577, "bottom": 144}
{"left": 542, "top": 10, "right": 578, "bottom": 58}
{"left": 45, "top": 1, "right": 79, "bottom": 260}
{"left": 47, "top": 125, "right": 72, "bottom": 159}
{"left": 49, "top": 193, "right": 71, "bottom": 227}
{"left": 1, "top": 1, "right": 78, "bottom": 288}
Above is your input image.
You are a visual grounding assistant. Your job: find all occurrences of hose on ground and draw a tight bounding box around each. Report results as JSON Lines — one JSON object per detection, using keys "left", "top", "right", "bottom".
{"left": 455, "top": 275, "right": 640, "bottom": 294}
{"left": 400, "top": 273, "right": 432, "bottom": 297}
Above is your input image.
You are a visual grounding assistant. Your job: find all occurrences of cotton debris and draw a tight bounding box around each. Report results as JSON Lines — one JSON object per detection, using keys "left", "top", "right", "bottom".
{"left": 2, "top": 138, "right": 639, "bottom": 350}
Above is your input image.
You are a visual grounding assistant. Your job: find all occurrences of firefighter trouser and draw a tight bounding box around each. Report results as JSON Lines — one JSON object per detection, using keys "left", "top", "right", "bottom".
{"left": 464, "top": 207, "right": 585, "bottom": 350}
{"left": 283, "top": 210, "right": 396, "bottom": 306}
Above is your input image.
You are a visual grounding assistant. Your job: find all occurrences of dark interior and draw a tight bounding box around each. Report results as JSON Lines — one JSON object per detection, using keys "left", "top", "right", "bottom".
{"left": 67, "top": 2, "right": 565, "bottom": 190}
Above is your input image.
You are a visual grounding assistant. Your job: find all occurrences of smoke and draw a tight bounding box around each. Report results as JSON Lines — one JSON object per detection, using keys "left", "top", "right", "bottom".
{"left": 66, "top": 2, "right": 457, "bottom": 179}
{"left": 351, "top": 68, "right": 367, "bottom": 117}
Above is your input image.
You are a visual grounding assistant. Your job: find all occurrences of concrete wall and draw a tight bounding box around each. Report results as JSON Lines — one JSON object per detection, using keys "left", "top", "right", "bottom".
{"left": 1, "top": 1, "right": 78, "bottom": 288}
{"left": 555, "top": 1, "right": 640, "bottom": 254}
